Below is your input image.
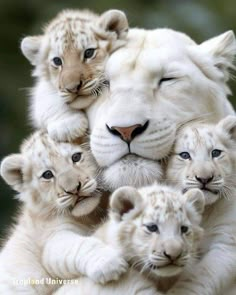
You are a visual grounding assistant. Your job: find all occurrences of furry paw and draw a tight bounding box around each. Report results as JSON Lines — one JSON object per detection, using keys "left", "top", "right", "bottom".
{"left": 47, "top": 115, "right": 88, "bottom": 142}
{"left": 87, "top": 246, "right": 128, "bottom": 284}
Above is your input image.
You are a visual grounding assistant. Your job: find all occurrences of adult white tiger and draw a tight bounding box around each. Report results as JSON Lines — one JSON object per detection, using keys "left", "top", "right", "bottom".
{"left": 86, "top": 28, "right": 236, "bottom": 191}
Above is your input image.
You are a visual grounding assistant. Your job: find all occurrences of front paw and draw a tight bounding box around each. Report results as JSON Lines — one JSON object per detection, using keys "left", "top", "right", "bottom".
{"left": 87, "top": 247, "right": 128, "bottom": 284}
{"left": 48, "top": 118, "right": 88, "bottom": 142}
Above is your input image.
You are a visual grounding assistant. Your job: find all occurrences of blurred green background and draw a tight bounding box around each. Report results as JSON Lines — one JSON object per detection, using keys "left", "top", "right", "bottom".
{"left": 0, "top": 0, "right": 236, "bottom": 238}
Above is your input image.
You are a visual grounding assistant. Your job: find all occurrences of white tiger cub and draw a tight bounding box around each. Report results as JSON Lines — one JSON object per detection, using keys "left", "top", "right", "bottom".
{"left": 56, "top": 184, "right": 205, "bottom": 295}
{"left": 166, "top": 115, "right": 236, "bottom": 295}
{"left": 21, "top": 9, "right": 128, "bottom": 142}
{"left": 0, "top": 131, "right": 128, "bottom": 295}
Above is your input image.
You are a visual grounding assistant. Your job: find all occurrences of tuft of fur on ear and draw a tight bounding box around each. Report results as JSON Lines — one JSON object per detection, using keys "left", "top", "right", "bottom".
{"left": 110, "top": 186, "right": 144, "bottom": 221}
{"left": 21, "top": 36, "right": 43, "bottom": 65}
{"left": 199, "top": 31, "right": 236, "bottom": 79}
{"left": 0, "top": 154, "right": 24, "bottom": 192}
{"left": 95, "top": 9, "right": 128, "bottom": 51}
{"left": 216, "top": 115, "right": 236, "bottom": 141}
{"left": 184, "top": 189, "right": 205, "bottom": 224}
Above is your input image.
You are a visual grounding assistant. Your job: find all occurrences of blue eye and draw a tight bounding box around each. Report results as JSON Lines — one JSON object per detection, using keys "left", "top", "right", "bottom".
{"left": 84, "top": 48, "right": 95, "bottom": 59}
{"left": 211, "top": 149, "right": 222, "bottom": 158}
{"left": 52, "top": 57, "right": 62, "bottom": 66}
{"left": 146, "top": 224, "right": 159, "bottom": 233}
{"left": 179, "top": 152, "right": 191, "bottom": 160}
{"left": 42, "top": 170, "right": 54, "bottom": 179}
{"left": 72, "top": 152, "right": 82, "bottom": 163}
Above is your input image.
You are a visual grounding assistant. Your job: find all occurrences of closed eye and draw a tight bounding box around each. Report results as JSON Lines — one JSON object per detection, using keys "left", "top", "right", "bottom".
{"left": 159, "top": 77, "right": 175, "bottom": 85}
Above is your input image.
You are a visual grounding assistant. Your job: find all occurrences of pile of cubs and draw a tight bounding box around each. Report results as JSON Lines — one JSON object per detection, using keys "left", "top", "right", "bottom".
{"left": 0, "top": 8, "right": 236, "bottom": 295}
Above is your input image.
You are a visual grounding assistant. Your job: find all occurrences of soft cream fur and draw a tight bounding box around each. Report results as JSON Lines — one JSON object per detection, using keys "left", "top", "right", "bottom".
{"left": 86, "top": 29, "right": 236, "bottom": 191}
{"left": 166, "top": 115, "right": 236, "bottom": 295}
{"left": 55, "top": 184, "right": 205, "bottom": 294}
{"left": 21, "top": 9, "right": 128, "bottom": 142}
{"left": 0, "top": 132, "right": 127, "bottom": 294}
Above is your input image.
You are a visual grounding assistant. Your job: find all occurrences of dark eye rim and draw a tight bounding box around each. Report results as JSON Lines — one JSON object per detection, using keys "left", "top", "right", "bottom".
{"left": 179, "top": 152, "right": 191, "bottom": 160}
{"left": 52, "top": 57, "right": 62, "bottom": 66}
{"left": 145, "top": 223, "right": 159, "bottom": 233}
{"left": 159, "top": 77, "right": 175, "bottom": 85}
{"left": 72, "top": 152, "right": 82, "bottom": 163}
{"left": 181, "top": 225, "right": 189, "bottom": 234}
{"left": 42, "top": 170, "right": 54, "bottom": 179}
{"left": 84, "top": 48, "right": 96, "bottom": 59}
{"left": 211, "top": 149, "right": 222, "bottom": 158}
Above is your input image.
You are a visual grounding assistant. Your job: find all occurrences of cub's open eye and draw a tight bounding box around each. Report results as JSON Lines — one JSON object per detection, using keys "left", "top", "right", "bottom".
{"left": 42, "top": 170, "right": 54, "bottom": 179}
{"left": 159, "top": 77, "right": 175, "bottom": 85}
{"left": 84, "top": 48, "right": 96, "bottom": 59}
{"left": 211, "top": 149, "right": 222, "bottom": 158}
{"left": 181, "top": 225, "right": 189, "bottom": 234}
{"left": 52, "top": 57, "right": 62, "bottom": 66}
{"left": 146, "top": 224, "right": 159, "bottom": 233}
{"left": 72, "top": 152, "right": 82, "bottom": 163}
{"left": 179, "top": 152, "right": 191, "bottom": 160}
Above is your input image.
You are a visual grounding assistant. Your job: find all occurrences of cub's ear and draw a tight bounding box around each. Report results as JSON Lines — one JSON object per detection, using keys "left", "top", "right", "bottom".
{"left": 95, "top": 9, "right": 128, "bottom": 51}
{"left": 184, "top": 189, "right": 205, "bottom": 224}
{"left": 199, "top": 31, "right": 236, "bottom": 78}
{"left": 216, "top": 115, "right": 236, "bottom": 141}
{"left": 0, "top": 154, "right": 24, "bottom": 192}
{"left": 21, "top": 35, "right": 43, "bottom": 65}
{"left": 110, "top": 186, "right": 144, "bottom": 221}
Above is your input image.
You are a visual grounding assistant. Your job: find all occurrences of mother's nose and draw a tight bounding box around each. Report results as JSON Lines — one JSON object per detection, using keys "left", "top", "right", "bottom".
{"left": 106, "top": 121, "right": 149, "bottom": 143}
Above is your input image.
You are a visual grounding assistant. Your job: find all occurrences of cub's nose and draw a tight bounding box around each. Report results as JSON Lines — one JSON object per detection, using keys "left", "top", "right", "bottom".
{"left": 195, "top": 176, "right": 214, "bottom": 185}
{"left": 65, "top": 81, "right": 82, "bottom": 93}
{"left": 106, "top": 121, "right": 149, "bottom": 143}
{"left": 163, "top": 249, "right": 182, "bottom": 262}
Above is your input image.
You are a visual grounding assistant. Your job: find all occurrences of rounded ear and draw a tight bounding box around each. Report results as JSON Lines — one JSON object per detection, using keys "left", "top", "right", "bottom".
{"left": 95, "top": 9, "right": 128, "bottom": 51}
{"left": 21, "top": 36, "right": 43, "bottom": 65}
{"left": 199, "top": 31, "right": 236, "bottom": 78}
{"left": 216, "top": 115, "right": 236, "bottom": 141}
{"left": 184, "top": 189, "right": 205, "bottom": 224}
{"left": 1, "top": 154, "right": 24, "bottom": 192}
{"left": 110, "top": 186, "right": 144, "bottom": 221}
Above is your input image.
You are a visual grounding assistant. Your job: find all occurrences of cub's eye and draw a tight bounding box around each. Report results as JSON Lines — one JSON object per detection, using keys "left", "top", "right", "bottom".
{"left": 159, "top": 77, "right": 175, "bottom": 85}
{"left": 52, "top": 57, "right": 62, "bottom": 66}
{"left": 181, "top": 225, "right": 189, "bottom": 234}
{"left": 179, "top": 152, "right": 191, "bottom": 160}
{"left": 211, "top": 149, "right": 222, "bottom": 158}
{"left": 84, "top": 48, "right": 95, "bottom": 59}
{"left": 146, "top": 224, "right": 159, "bottom": 233}
{"left": 42, "top": 170, "right": 54, "bottom": 179}
{"left": 72, "top": 152, "right": 82, "bottom": 163}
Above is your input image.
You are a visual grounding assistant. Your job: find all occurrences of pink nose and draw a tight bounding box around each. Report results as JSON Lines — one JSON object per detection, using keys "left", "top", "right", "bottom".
{"left": 107, "top": 121, "right": 149, "bottom": 143}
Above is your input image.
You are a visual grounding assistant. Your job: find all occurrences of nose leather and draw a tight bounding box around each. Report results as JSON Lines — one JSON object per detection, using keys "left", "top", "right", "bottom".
{"left": 107, "top": 121, "right": 149, "bottom": 143}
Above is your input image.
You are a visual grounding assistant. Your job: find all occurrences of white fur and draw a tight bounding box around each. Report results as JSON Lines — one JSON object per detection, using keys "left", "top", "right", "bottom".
{"left": 87, "top": 29, "right": 236, "bottom": 190}
{"left": 55, "top": 184, "right": 204, "bottom": 294}
{"left": 0, "top": 132, "right": 127, "bottom": 294}
{"left": 166, "top": 116, "right": 236, "bottom": 295}
{"left": 21, "top": 9, "right": 128, "bottom": 142}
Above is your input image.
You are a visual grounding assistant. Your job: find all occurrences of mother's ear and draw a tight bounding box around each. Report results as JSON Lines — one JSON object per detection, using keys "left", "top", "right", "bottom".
{"left": 199, "top": 31, "right": 236, "bottom": 79}
{"left": 110, "top": 186, "right": 144, "bottom": 221}
{"left": 95, "top": 9, "right": 129, "bottom": 51}
{"left": 1, "top": 154, "right": 24, "bottom": 192}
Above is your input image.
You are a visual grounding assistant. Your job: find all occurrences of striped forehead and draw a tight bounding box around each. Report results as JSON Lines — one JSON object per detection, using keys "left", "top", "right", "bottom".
{"left": 143, "top": 190, "right": 184, "bottom": 223}
{"left": 178, "top": 126, "right": 216, "bottom": 152}
{"left": 21, "top": 134, "right": 77, "bottom": 167}
{"left": 49, "top": 19, "right": 95, "bottom": 53}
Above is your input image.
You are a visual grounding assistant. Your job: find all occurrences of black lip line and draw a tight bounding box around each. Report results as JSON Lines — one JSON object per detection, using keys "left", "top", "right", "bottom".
{"left": 183, "top": 187, "right": 219, "bottom": 195}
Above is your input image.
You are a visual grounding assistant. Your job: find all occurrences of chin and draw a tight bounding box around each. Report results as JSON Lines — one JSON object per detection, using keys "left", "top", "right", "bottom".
{"left": 151, "top": 265, "right": 183, "bottom": 278}
{"left": 102, "top": 154, "right": 163, "bottom": 191}
{"left": 203, "top": 190, "right": 220, "bottom": 205}
{"left": 71, "top": 193, "right": 101, "bottom": 217}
